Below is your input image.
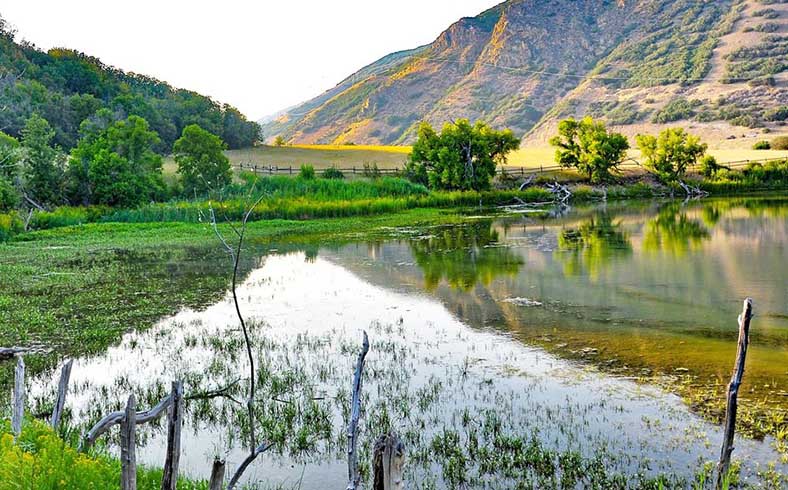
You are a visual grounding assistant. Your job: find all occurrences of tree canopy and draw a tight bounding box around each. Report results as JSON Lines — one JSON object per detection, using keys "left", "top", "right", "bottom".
{"left": 0, "top": 18, "right": 260, "bottom": 152}
{"left": 67, "top": 115, "right": 164, "bottom": 207}
{"left": 636, "top": 128, "right": 707, "bottom": 182}
{"left": 407, "top": 119, "right": 520, "bottom": 191}
{"left": 549, "top": 117, "right": 629, "bottom": 183}
{"left": 173, "top": 124, "right": 232, "bottom": 196}
{"left": 21, "top": 114, "right": 64, "bottom": 206}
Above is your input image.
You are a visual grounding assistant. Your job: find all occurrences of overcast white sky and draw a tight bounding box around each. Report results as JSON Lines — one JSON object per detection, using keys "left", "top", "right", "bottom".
{"left": 1, "top": 1, "right": 502, "bottom": 120}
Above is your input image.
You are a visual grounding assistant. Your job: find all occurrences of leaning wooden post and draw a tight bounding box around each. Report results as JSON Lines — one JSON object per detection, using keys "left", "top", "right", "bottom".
{"left": 161, "top": 381, "right": 184, "bottom": 490}
{"left": 209, "top": 459, "right": 226, "bottom": 490}
{"left": 347, "top": 331, "right": 370, "bottom": 490}
{"left": 50, "top": 359, "right": 74, "bottom": 430}
{"left": 715, "top": 298, "right": 753, "bottom": 490}
{"left": 373, "top": 433, "right": 406, "bottom": 490}
{"left": 120, "top": 395, "right": 138, "bottom": 490}
{"left": 12, "top": 356, "right": 25, "bottom": 436}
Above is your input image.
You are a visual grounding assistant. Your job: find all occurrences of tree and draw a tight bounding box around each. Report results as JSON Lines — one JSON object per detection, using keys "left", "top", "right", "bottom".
{"left": 0, "top": 131, "right": 21, "bottom": 180}
{"left": 549, "top": 117, "right": 629, "bottom": 183}
{"left": 21, "top": 114, "right": 64, "bottom": 206}
{"left": 636, "top": 128, "right": 707, "bottom": 183}
{"left": 407, "top": 119, "right": 520, "bottom": 191}
{"left": 173, "top": 124, "right": 231, "bottom": 196}
{"left": 67, "top": 115, "right": 164, "bottom": 207}
{"left": 273, "top": 135, "right": 286, "bottom": 147}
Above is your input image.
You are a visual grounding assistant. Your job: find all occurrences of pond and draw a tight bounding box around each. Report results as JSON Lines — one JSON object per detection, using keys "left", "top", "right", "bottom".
{"left": 26, "top": 197, "right": 788, "bottom": 488}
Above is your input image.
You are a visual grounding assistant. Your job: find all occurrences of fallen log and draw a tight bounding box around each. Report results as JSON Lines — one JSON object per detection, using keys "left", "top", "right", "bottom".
{"left": 81, "top": 394, "right": 173, "bottom": 450}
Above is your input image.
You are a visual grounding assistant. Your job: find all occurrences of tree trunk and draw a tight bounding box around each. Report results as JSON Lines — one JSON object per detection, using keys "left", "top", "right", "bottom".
{"left": 373, "top": 433, "right": 406, "bottom": 490}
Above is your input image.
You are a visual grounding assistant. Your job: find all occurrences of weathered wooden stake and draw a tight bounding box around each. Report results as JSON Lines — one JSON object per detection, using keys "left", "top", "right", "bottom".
{"left": 12, "top": 356, "right": 25, "bottom": 436}
{"left": 209, "top": 459, "right": 226, "bottom": 490}
{"left": 121, "top": 395, "right": 138, "bottom": 490}
{"left": 161, "top": 381, "right": 184, "bottom": 490}
{"left": 50, "top": 359, "right": 74, "bottom": 430}
{"left": 347, "top": 331, "right": 370, "bottom": 490}
{"left": 373, "top": 433, "right": 406, "bottom": 490}
{"left": 715, "top": 298, "right": 753, "bottom": 490}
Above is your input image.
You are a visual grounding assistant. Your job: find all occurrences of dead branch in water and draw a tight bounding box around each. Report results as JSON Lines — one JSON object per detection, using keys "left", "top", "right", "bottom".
{"left": 347, "top": 331, "right": 370, "bottom": 490}
{"left": 715, "top": 298, "right": 753, "bottom": 490}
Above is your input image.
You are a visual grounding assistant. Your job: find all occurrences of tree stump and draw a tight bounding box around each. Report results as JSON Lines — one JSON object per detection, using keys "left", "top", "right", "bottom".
{"left": 373, "top": 433, "right": 406, "bottom": 490}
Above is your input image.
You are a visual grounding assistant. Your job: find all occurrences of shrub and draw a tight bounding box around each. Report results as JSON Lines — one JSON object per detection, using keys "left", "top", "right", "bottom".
{"left": 0, "top": 212, "right": 23, "bottom": 241}
{"left": 753, "top": 140, "right": 771, "bottom": 150}
{"left": 298, "top": 164, "right": 316, "bottom": 180}
{"left": 321, "top": 166, "right": 345, "bottom": 179}
{"left": 0, "top": 178, "right": 19, "bottom": 211}
{"left": 363, "top": 162, "right": 381, "bottom": 179}
{"left": 700, "top": 155, "right": 722, "bottom": 178}
{"left": 652, "top": 98, "right": 700, "bottom": 123}
{"left": 771, "top": 136, "right": 788, "bottom": 150}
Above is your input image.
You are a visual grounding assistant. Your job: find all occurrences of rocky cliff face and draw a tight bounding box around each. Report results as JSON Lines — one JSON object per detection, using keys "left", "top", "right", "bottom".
{"left": 263, "top": 0, "right": 787, "bottom": 145}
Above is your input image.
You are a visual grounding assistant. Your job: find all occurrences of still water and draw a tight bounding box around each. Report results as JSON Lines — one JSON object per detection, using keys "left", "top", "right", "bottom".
{"left": 32, "top": 197, "right": 788, "bottom": 488}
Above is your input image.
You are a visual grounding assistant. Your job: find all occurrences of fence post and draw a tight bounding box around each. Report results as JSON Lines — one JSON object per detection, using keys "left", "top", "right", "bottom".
{"left": 121, "top": 395, "right": 137, "bottom": 490}
{"left": 50, "top": 359, "right": 74, "bottom": 430}
{"left": 716, "top": 298, "right": 754, "bottom": 490}
{"left": 161, "top": 381, "right": 184, "bottom": 490}
{"left": 289, "top": 166, "right": 292, "bottom": 175}
{"left": 12, "top": 356, "right": 25, "bottom": 436}
{"left": 209, "top": 459, "right": 226, "bottom": 490}
{"left": 347, "top": 331, "right": 370, "bottom": 490}
{"left": 373, "top": 433, "right": 406, "bottom": 490}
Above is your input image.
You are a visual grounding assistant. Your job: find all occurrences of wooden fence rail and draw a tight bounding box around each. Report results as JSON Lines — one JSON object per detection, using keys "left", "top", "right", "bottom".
{"left": 232, "top": 156, "right": 784, "bottom": 178}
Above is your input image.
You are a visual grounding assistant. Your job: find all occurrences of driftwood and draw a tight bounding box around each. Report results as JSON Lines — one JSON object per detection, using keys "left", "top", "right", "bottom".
{"left": 50, "top": 360, "right": 74, "bottom": 430}
{"left": 546, "top": 181, "right": 572, "bottom": 204}
{"left": 518, "top": 175, "right": 535, "bottom": 191}
{"left": 161, "top": 381, "right": 184, "bottom": 490}
{"left": 715, "top": 298, "right": 754, "bottom": 490}
{"left": 347, "top": 331, "right": 371, "bottom": 490}
{"left": 82, "top": 393, "right": 173, "bottom": 450}
{"left": 12, "top": 356, "right": 25, "bottom": 436}
{"left": 120, "top": 395, "right": 137, "bottom": 490}
{"left": 209, "top": 459, "right": 226, "bottom": 490}
{"left": 373, "top": 433, "right": 406, "bottom": 490}
{"left": 679, "top": 180, "right": 709, "bottom": 198}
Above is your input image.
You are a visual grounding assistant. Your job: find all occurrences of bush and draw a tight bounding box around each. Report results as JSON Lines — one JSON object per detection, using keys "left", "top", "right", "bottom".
{"left": 298, "top": 164, "right": 316, "bottom": 180}
{"left": 0, "top": 178, "right": 19, "bottom": 211}
{"left": 321, "top": 166, "right": 345, "bottom": 179}
{"left": 0, "top": 212, "right": 23, "bottom": 241}
{"left": 652, "top": 98, "right": 700, "bottom": 123}
{"left": 771, "top": 136, "right": 788, "bottom": 150}
{"left": 363, "top": 162, "right": 381, "bottom": 179}
{"left": 700, "top": 155, "right": 722, "bottom": 178}
{"left": 753, "top": 140, "right": 771, "bottom": 150}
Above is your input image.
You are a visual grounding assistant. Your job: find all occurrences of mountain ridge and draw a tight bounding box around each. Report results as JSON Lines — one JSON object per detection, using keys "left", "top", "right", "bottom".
{"left": 263, "top": 0, "right": 787, "bottom": 146}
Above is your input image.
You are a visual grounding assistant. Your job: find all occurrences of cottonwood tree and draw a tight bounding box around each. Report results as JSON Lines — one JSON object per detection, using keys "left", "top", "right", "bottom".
{"left": 550, "top": 117, "right": 629, "bottom": 183}
{"left": 407, "top": 119, "right": 520, "bottom": 191}
{"left": 636, "top": 128, "right": 707, "bottom": 183}
{"left": 173, "top": 124, "right": 231, "bottom": 197}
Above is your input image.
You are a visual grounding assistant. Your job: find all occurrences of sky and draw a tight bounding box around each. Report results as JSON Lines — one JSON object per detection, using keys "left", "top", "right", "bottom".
{"left": 1, "top": 0, "right": 503, "bottom": 121}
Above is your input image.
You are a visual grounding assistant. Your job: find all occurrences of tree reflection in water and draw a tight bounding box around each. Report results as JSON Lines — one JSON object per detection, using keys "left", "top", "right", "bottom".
{"left": 643, "top": 202, "right": 710, "bottom": 256}
{"left": 556, "top": 212, "right": 632, "bottom": 279}
{"left": 409, "top": 221, "right": 523, "bottom": 291}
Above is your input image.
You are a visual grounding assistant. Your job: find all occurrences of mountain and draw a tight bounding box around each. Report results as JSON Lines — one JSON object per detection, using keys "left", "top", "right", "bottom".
{"left": 0, "top": 18, "right": 260, "bottom": 151}
{"left": 262, "top": 0, "right": 787, "bottom": 146}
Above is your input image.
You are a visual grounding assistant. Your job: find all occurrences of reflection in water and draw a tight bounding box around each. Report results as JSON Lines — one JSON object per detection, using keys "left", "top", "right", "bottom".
{"left": 556, "top": 212, "right": 632, "bottom": 279}
{"left": 643, "top": 202, "right": 710, "bottom": 256}
{"left": 409, "top": 221, "right": 522, "bottom": 291}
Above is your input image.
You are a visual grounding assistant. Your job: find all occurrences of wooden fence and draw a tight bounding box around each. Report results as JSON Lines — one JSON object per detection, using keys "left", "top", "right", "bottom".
{"left": 233, "top": 157, "right": 783, "bottom": 178}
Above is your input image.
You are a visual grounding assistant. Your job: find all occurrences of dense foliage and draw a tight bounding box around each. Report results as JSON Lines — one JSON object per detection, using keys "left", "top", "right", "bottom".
{"left": 173, "top": 124, "right": 231, "bottom": 196}
{"left": 0, "top": 17, "right": 259, "bottom": 152}
{"left": 407, "top": 119, "right": 520, "bottom": 191}
{"left": 66, "top": 113, "right": 164, "bottom": 207}
{"left": 636, "top": 128, "right": 708, "bottom": 182}
{"left": 549, "top": 117, "right": 629, "bottom": 183}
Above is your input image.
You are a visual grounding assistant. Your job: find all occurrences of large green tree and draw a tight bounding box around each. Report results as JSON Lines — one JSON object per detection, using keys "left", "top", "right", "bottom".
{"left": 407, "top": 119, "right": 520, "bottom": 191}
{"left": 173, "top": 124, "right": 231, "bottom": 196}
{"left": 67, "top": 115, "right": 164, "bottom": 207}
{"left": 21, "top": 114, "right": 64, "bottom": 206}
{"left": 549, "top": 117, "right": 630, "bottom": 183}
{"left": 0, "top": 131, "right": 21, "bottom": 180}
{"left": 636, "top": 128, "right": 707, "bottom": 182}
